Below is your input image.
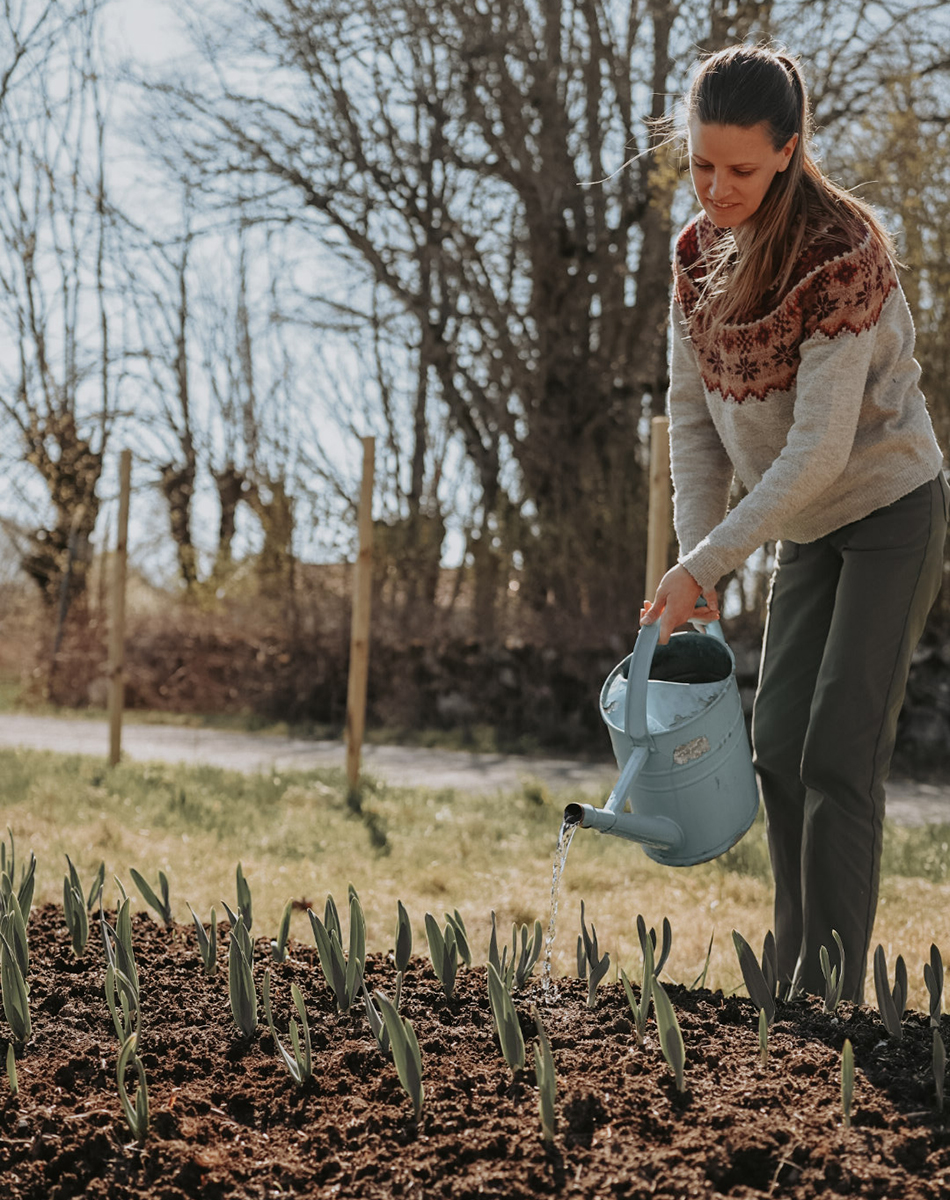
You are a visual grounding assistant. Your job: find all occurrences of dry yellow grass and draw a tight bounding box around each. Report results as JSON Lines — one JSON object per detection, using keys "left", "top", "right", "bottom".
{"left": 3, "top": 747, "right": 948, "bottom": 1012}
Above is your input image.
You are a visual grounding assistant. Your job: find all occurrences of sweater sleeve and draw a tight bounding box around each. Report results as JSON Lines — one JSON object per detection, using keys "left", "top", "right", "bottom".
{"left": 667, "top": 301, "right": 735, "bottom": 560}
{"left": 679, "top": 300, "right": 881, "bottom": 590}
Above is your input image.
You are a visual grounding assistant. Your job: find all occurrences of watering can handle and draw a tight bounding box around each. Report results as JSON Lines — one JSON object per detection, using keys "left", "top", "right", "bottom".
{"left": 624, "top": 621, "right": 659, "bottom": 744}
{"left": 625, "top": 607, "right": 726, "bottom": 741}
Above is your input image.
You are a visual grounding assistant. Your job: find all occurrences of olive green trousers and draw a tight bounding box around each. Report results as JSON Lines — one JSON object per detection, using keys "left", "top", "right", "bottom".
{"left": 751, "top": 474, "right": 949, "bottom": 1002}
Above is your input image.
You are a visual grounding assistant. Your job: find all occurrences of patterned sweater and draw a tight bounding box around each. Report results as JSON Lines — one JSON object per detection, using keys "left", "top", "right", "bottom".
{"left": 668, "top": 212, "right": 945, "bottom": 591}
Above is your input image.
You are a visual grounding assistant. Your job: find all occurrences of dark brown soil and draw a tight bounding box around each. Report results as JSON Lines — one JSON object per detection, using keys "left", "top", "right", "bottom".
{"left": 3, "top": 905, "right": 950, "bottom": 1199}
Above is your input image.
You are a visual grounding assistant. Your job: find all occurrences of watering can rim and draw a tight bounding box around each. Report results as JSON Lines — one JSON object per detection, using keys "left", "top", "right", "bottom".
{"left": 599, "top": 619, "right": 736, "bottom": 747}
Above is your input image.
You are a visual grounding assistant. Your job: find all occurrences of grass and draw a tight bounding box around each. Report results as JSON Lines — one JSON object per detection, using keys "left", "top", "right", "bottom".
{"left": 3, "top": 746, "right": 950, "bottom": 1011}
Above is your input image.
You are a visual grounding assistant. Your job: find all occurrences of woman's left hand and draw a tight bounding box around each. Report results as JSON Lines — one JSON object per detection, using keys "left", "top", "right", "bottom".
{"left": 640, "top": 564, "right": 719, "bottom": 644}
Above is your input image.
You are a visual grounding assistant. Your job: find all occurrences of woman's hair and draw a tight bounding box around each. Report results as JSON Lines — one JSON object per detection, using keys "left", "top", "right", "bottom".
{"left": 683, "top": 45, "right": 894, "bottom": 327}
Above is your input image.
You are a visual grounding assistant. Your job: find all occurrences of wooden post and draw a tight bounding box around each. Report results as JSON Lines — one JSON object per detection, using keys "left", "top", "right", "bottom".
{"left": 108, "top": 450, "right": 132, "bottom": 767}
{"left": 645, "top": 415, "right": 671, "bottom": 600}
{"left": 345, "top": 437, "right": 375, "bottom": 792}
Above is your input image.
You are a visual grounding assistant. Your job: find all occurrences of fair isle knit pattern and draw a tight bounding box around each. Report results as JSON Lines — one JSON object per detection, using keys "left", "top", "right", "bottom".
{"left": 675, "top": 217, "right": 895, "bottom": 405}
{"left": 668, "top": 212, "right": 944, "bottom": 592}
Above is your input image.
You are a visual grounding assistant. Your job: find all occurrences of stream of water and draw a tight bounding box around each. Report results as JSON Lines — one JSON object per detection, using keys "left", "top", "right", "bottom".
{"left": 540, "top": 815, "right": 580, "bottom": 1000}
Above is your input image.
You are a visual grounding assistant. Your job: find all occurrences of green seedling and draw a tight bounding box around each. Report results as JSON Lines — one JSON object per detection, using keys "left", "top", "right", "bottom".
{"left": 935, "top": 1029, "right": 947, "bottom": 1114}
{"left": 445, "top": 909, "right": 472, "bottom": 967}
{"left": 1, "top": 891, "right": 29, "bottom": 982}
{"left": 1, "top": 829, "right": 36, "bottom": 920}
{"left": 362, "top": 971, "right": 403, "bottom": 1054}
{"left": 511, "top": 920, "right": 544, "bottom": 990}
{"left": 488, "top": 911, "right": 516, "bottom": 991}
{"left": 308, "top": 891, "right": 365, "bottom": 1012}
{"left": 0, "top": 930, "right": 30, "bottom": 1047}
{"left": 653, "top": 980, "right": 686, "bottom": 1092}
{"left": 236, "top": 862, "right": 253, "bottom": 931}
{"left": 621, "top": 928, "right": 654, "bottom": 1048}
{"left": 117, "top": 1033, "right": 149, "bottom": 1144}
{"left": 189, "top": 906, "right": 218, "bottom": 977}
{"left": 375, "top": 988, "right": 424, "bottom": 1120}
{"left": 758, "top": 1007, "right": 768, "bottom": 1068}
{"left": 271, "top": 900, "right": 292, "bottom": 964}
{"left": 819, "top": 930, "right": 846, "bottom": 1015}
{"left": 6, "top": 1041, "right": 17, "bottom": 1096}
{"left": 105, "top": 961, "right": 139, "bottom": 1043}
{"left": 129, "top": 868, "right": 173, "bottom": 927}
{"left": 873, "top": 944, "right": 907, "bottom": 1041}
{"left": 925, "top": 944, "right": 944, "bottom": 1029}
{"left": 425, "top": 913, "right": 458, "bottom": 1001}
{"left": 578, "top": 901, "right": 610, "bottom": 1008}
{"left": 228, "top": 916, "right": 258, "bottom": 1037}
{"left": 487, "top": 961, "right": 525, "bottom": 1072}
{"left": 86, "top": 862, "right": 106, "bottom": 912}
{"left": 532, "top": 1006, "right": 556, "bottom": 1144}
{"left": 101, "top": 899, "right": 140, "bottom": 1041}
{"left": 637, "top": 915, "right": 673, "bottom": 978}
{"left": 841, "top": 1038, "right": 854, "bottom": 1129}
{"left": 732, "top": 929, "right": 777, "bottom": 1024}
{"left": 63, "top": 858, "right": 90, "bottom": 957}
{"left": 324, "top": 893, "right": 342, "bottom": 943}
{"left": 394, "top": 900, "right": 412, "bottom": 973}
{"left": 488, "top": 914, "right": 542, "bottom": 992}
{"left": 263, "top": 969, "right": 312, "bottom": 1084}
{"left": 689, "top": 931, "right": 715, "bottom": 991}
{"left": 101, "top": 899, "right": 140, "bottom": 1000}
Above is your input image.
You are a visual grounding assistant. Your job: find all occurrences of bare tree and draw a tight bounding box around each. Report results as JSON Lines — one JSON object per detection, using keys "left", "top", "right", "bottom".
{"left": 143, "top": 0, "right": 950, "bottom": 639}
{"left": 0, "top": 0, "right": 122, "bottom": 607}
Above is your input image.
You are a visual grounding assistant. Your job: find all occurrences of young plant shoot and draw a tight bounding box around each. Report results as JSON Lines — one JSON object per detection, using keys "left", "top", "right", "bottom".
{"left": 271, "top": 899, "right": 292, "bottom": 964}
{"left": 189, "top": 906, "right": 218, "bottom": 977}
{"left": 117, "top": 1033, "right": 149, "bottom": 1145}
{"left": 841, "top": 1038, "right": 854, "bottom": 1129}
{"left": 228, "top": 916, "right": 258, "bottom": 1037}
{"left": 487, "top": 961, "right": 525, "bottom": 1072}
{"left": 578, "top": 901, "right": 610, "bottom": 1008}
{"left": 375, "top": 988, "right": 424, "bottom": 1120}
{"left": 263, "top": 969, "right": 312, "bottom": 1085}
{"left": 425, "top": 913, "right": 458, "bottom": 1001}
{"left": 873, "top": 945, "right": 907, "bottom": 1041}
{"left": 129, "top": 867, "right": 173, "bottom": 927}
{"left": 532, "top": 1006, "right": 556, "bottom": 1144}
{"left": 653, "top": 980, "right": 686, "bottom": 1093}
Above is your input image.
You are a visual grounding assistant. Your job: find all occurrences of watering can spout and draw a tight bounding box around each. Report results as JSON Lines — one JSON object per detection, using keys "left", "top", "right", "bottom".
{"left": 563, "top": 801, "right": 686, "bottom": 851}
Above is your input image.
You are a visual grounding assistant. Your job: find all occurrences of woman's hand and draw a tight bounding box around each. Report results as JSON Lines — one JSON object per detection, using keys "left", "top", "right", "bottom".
{"left": 640, "top": 564, "right": 720, "bottom": 644}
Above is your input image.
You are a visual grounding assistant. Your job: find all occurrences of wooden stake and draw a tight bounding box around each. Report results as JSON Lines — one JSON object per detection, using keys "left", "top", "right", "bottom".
{"left": 645, "top": 415, "right": 671, "bottom": 601}
{"left": 345, "top": 437, "right": 375, "bottom": 791}
{"left": 108, "top": 450, "right": 132, "bottom": 767}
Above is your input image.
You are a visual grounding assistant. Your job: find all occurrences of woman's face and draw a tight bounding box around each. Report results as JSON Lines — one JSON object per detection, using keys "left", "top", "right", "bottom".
{"left": 687, "top": 118, "right": 798, "bottom": 229}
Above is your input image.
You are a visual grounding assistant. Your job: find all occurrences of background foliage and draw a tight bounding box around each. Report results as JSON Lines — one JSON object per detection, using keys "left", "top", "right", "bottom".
{"left": 0, "top": 0, "right": 948, "bottom": 739}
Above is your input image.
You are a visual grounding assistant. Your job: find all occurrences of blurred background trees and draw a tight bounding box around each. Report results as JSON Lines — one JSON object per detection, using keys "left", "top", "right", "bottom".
{"left": 0, "top": 0, "right": 948, "bottom": 738}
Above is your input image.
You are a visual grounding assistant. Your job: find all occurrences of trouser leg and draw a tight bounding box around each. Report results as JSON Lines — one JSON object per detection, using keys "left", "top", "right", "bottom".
{"left": 752, "top": 538, "right": 840, "bottom": 991}
{"left": 795, "top": 477, "right": 947, "bottom": 1000}
{"left": 753, "top": 476, "right": 948, "bottom": 1002}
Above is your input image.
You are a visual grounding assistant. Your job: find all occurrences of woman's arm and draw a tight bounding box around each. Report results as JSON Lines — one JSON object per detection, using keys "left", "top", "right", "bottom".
{"left": 667, "top": 304, "right": 735, "bottom": 559}
{"left": 679, "top": 318, "right": 878, "bottom": 590}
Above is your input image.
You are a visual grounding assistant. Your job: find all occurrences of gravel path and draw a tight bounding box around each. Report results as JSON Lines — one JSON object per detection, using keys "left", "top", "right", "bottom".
{"left": 0, "top": 712, "right": 948, "bottom": 825}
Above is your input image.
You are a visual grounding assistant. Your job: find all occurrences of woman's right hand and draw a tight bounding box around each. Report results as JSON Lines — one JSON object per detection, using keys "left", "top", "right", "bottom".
{"left": 640, "top": 564, "right": 719, "bottom": 644}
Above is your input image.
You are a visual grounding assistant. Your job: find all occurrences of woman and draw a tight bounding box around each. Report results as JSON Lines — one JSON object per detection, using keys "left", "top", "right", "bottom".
{"left": 640, "top": 44, "right": 948, "bottom": 1002}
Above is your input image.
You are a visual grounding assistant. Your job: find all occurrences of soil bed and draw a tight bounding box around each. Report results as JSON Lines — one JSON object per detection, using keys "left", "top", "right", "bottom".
{"left": 3, "top": 905, "right": 950, "bottom": 1198}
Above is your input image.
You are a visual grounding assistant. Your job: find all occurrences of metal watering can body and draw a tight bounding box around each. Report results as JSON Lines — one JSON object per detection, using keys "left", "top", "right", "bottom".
{"left": 565, "top": 619, "right": 759, "bottom": 866}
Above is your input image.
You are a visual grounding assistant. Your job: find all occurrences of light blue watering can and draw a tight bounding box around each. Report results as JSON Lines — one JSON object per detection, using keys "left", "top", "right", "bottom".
{"left": 564, "top": 618, "right": 759, "bottom": 866}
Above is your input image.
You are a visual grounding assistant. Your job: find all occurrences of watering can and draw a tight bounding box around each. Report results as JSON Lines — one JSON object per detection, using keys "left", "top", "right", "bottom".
{"left": 564, "top": 617, "right": 759, "bottom": 866}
